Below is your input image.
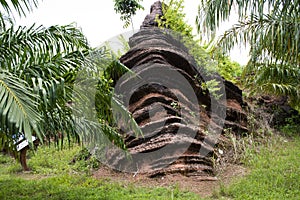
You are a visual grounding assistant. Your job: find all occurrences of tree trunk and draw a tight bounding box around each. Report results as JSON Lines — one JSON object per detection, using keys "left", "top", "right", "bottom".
{"left": 20, "top": 148, "right": 29, "bottom": 171}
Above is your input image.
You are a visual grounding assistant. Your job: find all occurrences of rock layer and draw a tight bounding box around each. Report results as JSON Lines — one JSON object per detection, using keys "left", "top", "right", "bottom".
{"left": 106, "top": 1, "right": 247, "bottom": 177}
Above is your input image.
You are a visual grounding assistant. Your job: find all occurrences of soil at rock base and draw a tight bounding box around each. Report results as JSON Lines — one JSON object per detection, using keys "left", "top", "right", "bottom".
{"left": 93, "top": 163, "right": 248, "bottom": 198}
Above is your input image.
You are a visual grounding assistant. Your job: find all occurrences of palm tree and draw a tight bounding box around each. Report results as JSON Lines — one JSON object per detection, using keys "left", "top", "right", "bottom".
{"left": 197, "top": 0, "right": 300, "bottom": 107}
{"left": 0, "top": 0, "right": 143, "bottom": 170}
{"left": 0, "top": 0, "right": 94, "bottom": 169}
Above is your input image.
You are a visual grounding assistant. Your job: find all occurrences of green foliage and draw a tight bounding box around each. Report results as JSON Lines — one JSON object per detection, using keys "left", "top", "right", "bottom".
{"left": 217, "top": 58, "right": 242, "bottom": 84}
{"left": 279, "top": 115, "right": 300, "bottom": 137}
{"left": 0, "top": 0, "right": 39, "bottom": 17}
{"left": 0, "top": 71, "right": 42, "bottom": 146}
{"left": 0, "top": 174, "right": 201, "bottom": 200}
{"left": 183, "top": 38, "right": 216, "bottom": 73}
{"left": 0, "top": 23, "right": 91, "bottom": 156}
{"left": 0, "top": 153, "right": 13, "bottom": 164}
{"left": 1, "top": 143, "right": 97, "bottom": 175}
{"left": 0, "top": 153, "right": 21, "bottom": 175}
{"left": 78, "top": 45, "right": 142, "bottom": 150}
{"left": 70, "top": 147, "right": 100, "bottom": 173}
{"left": 154, "top": 1, "right": 208, "bottom": 74}
{"left": 170, "top": 101, "right": 180, "bottom": 110}
{"left": 157, "top": 0, "right": 241, "bottom": 85}
{"left": 209, "top": 47, "right": 243, "bottom": 84}
{"left": 114, "top": 0, "right": 144, "bottom": 28}
{"left": 198, "top": 0, "right": 300, "bottom": 106}
{"left": 243, "top": 63, "right": 300, "bottom": 107}
{"left": 201, "top": 79, "right": 223, "bottom": 100}
{"left": 28, "top": 147, "right": 77, "bottom": 174}
{"left": 0, "top": 0, "right": 142, "bottom": 168}
{"left": 157, "top": 0, "right": 193, "bottom": 38}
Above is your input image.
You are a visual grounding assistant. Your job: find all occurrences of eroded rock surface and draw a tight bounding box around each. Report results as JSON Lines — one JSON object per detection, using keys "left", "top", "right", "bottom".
{"left": 141, "top": 1, "right": 164, "bottom": 28}
{"left": 106, "top": 1, "right": 247, "bottom": 178}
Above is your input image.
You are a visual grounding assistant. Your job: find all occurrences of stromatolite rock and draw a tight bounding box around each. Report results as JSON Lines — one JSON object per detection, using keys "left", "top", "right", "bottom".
{"left": 105, "top": 1, "right": 247, "bottom": 178}
{"left": 141, "top": 1, "right": 164, "bottom": 28}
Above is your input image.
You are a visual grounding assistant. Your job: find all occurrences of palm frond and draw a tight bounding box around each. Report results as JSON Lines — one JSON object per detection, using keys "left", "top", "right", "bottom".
{"left": 198, "top": 0, "right": 300, "bottom": 67}
{"left": 199, "top": 1, "right": 300, "bottom": 106}
{"left": 0, "top": 70, "right": 42, "bottom": 143}
{"left": 0, "top": 23, "right": 92, "bottom": 146}
{"left": 111, "top": 95, "right": 143, "bottom": 137}
{"left": 197, "top": 0, "right": 298, "bottom": 35}
{"left": 218, "top": 12, "right": 300, "bottom": 66}
{"left": 0, "top": 24, "right": 90, "bottom": 105}
{"left": 0, "top": 25, "right": 89, "bottom": 69}
{"left": 73, "top": 47, "right": 143, "bottom": 150}
{"left": 0, "top": 12, "right": 13, "bottom": 31}
{"left": 243, "top": 63, "right": 300, "bottom": 105}
{"left": 0, "top": 0, "right": 39, "bottom": 17}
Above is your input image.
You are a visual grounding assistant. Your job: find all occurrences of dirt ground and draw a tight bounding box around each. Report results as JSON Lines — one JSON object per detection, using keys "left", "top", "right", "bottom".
{"left": 93, "top": 163, "right": 248, "bottom": 198}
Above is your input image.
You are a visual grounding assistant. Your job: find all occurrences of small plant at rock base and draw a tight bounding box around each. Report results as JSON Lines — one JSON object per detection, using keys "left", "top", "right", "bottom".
{"left": 279, "top": 115, "right": 300, "bottom": 136}
{"left": 171, "top": 101, "right": 180, "bottom": 110}
{"left": 201, "top": 79, "right": 223, "bottom": 100}
{"left": 70, "top": 147, "right": 100, "bottom": 174}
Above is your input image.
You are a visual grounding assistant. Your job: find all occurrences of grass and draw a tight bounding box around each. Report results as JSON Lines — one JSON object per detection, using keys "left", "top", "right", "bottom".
{"left": 0, "top": 144, "right": 200, "bottom": 200}
{"left": 0, "top": 175, "right": 200, "bottom": 200}
{"left": 214, "top": 134, "right": 300, "bottom": 200}
{"left": 0, "top": 133, "right": 299, "bottom": 199}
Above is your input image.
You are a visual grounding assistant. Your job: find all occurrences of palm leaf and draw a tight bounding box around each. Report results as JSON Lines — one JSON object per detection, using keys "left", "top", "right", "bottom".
{"left": 0, "top": 70, "right": 42, "bottom": 143}
{"left": 0, "top": 23, "right": 91, "bottom": 146}
{"left": 243, "top": 62, "right": 300, "bottom": 104}
{"left": 111, "top": 95, "right": 143, "bottom": 137}
{"left": 198, "top": 0, "right": 300, "bottom": 66}
{"left": 0, "top": 0, "right": 39, "bottom": 17}
{"left": 198, "top": 0, "right": 300, "bottom": 107}
{"left": 217, "top": 13, "right": 300, "bottom": 66}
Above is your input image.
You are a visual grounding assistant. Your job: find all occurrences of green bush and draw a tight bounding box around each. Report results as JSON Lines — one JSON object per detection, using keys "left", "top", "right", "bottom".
{"left": 70, "top": 148, "right": 100, "bottom": 173}
{"left": 279, "top": 115, "right": 300, "bottom": 137}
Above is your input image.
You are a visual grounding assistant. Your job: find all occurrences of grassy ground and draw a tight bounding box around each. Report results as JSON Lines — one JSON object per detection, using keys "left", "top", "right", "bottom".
{"left": 214, "top": 134, "right": 300, "bottom": 200}
{"left": 0, "top": 133, "right": 299, "bottom": 199}
{"left": 0, "top": 144, "right": 200, "bottom": 200}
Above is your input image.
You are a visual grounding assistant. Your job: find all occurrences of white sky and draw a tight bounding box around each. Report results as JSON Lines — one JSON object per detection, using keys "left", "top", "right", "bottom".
{"left": 15, "top": 0, "right": 249, "bottom": 65}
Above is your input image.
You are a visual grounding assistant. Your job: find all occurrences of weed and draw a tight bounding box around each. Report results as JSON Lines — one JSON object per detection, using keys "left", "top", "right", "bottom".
{"left": 279, "top": 115, "right": 300, "bottom": 137}
{"left": 215, "top": 135, "right": 300, "bottom": 199}
{"left": 201, "top": 79, "right": 223, "bottom": 100}
{"left": 70, "top": 148, "right": 100, "bottom": 174}
{"left": 171, "top": 101, "right": 180, "bottom": 110}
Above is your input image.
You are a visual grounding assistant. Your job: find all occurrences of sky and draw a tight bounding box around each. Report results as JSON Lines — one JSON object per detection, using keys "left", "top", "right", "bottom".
{"left": 15, "top": 0, "right": 249, "bottom": 65}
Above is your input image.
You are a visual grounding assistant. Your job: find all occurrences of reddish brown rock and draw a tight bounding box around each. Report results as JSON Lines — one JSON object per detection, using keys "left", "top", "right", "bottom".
{"left": 106, "top": 1, "right": 247, "bottom": 178}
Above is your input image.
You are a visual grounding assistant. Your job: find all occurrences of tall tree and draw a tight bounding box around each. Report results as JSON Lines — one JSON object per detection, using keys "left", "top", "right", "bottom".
{"left": 113, "top": 0, "right": 144, "bottom": 28}
{"left": 197, "top": 0, "right": 300, "bottom": 107}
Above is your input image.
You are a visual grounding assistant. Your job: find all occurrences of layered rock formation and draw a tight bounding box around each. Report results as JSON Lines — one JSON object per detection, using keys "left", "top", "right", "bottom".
{"left": 106, "top": 1, "right": 247, "bottom": 177}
